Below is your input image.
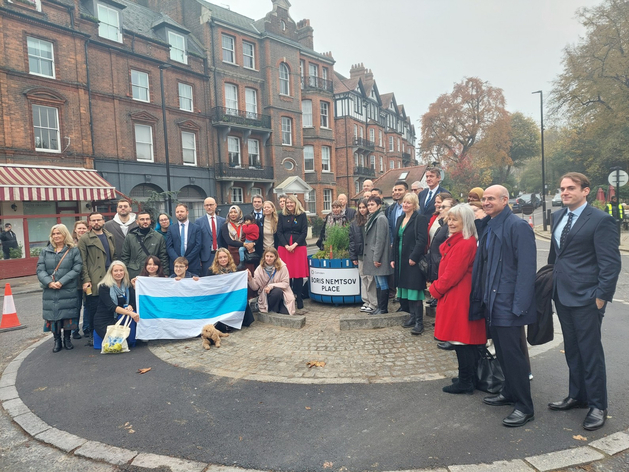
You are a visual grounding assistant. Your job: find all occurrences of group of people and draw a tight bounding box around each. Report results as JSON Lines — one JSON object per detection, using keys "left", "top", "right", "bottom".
{"left": 36, "top": 194, "right": 313, "bottom": 353}
{"left": 35, "top": 170, "right": 621, "bottom": 433}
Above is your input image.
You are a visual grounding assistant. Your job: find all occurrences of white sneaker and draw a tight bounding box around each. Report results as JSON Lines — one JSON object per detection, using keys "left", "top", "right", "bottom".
{"left": 362, "top": 306, "right": 374, "bottom": 314}
{"left": 360, "top": 304, "right": 370, "bottom": 312}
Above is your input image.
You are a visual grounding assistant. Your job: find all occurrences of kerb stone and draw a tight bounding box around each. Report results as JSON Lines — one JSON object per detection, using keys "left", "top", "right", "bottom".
{"left": 132, "top": 453, "right": 207, "bottom": 471}
{"left": 526, "top": 446, "right": 604, "bottom": 471}
{"left": 74, "top": 441, "right": 137, "bottom": 465}
{"left": 254, "top": 312, "right": 305, "bottom": 329}
{"left": 36, "top": 427, "right": 87, "bottom": 452}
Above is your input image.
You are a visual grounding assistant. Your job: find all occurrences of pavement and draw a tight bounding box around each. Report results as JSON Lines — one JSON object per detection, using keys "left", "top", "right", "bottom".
{"left": 1, "top": 236, "right": 629, "bottom": 471}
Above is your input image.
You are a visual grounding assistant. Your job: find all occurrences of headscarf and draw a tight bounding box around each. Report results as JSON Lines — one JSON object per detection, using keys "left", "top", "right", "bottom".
{"left": 227, "top": 205, "right": 244, "bottom": 241}
{"left": 468, "top": 187, "right": 484, "bottom": 202}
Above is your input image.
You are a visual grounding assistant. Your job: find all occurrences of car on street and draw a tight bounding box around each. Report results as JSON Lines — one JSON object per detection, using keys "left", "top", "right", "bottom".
{"left": 552, "top": 193, "right": 563, "bottom": 207}
{"left": 509, "top": 198, "right": 522, "bottom": 213}
{"left": 518, "top": 193, "right": 542, "bottom": 209}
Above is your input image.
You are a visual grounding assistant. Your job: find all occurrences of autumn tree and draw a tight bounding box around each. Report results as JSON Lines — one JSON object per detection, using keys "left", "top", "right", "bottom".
{"left": 420, "top": 77, "right": 507, "bottom": 167}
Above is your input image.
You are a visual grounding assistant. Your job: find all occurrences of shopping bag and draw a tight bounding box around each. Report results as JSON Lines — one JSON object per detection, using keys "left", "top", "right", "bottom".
{"left": 101, "top": 315, "right": 132, "bottom": 354}
{"left": 476, "top": 347, "right": 504, "bottom": 394}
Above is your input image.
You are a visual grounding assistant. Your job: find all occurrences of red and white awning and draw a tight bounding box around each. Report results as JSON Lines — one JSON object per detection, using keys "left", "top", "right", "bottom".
{"left": 0, "top": 164, "right": 116, "bottom": 201}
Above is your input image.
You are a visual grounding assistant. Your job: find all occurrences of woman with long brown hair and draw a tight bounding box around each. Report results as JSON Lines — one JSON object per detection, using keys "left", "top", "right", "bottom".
{"left": 248, "top": 247, "right": 295, "bottom": 315}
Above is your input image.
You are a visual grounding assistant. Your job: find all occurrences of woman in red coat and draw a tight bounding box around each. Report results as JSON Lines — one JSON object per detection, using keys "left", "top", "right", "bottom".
{"left": 429, "top": 204, "right": 486, "bottom": 394}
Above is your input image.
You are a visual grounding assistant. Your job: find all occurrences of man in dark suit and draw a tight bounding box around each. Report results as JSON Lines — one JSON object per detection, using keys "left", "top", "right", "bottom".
{"left": 196, "top": 197, "right": 225, "bottom": 275}
{"left": 246, "top": 195, "right": 264, "bottom": 264}
{"left": 418, "top": 167, "right": 448, "bottom": 216}
{"left": 547, "top": 172, "right": 621, "bottom": 431}
{"left": 470, "top": 185, "right": 537, "bottom": 427}
{"left": 0, "top": 223, "right": 19, "bottom": 259}
{"left": 166, "top": 203, "right": 202, "bottom": 276}
{"left": 338, "top": 194, "right": 356, "bottom": 221}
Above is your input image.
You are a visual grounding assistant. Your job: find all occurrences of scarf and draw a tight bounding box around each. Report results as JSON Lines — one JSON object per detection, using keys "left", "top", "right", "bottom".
{"left": 109, "top": 283, "right": 129, "bottom": 306}
{"left": 215, "top": 265, "right": 233, "bottom": 275}
{"left": 365, "top": 208, "right": 381, "bottom": 234}
{"left": 227, "top": 205, "right": 244, "bottom": 241}
{"left": 264, "top": 264, "right": 275, "bottom": 278}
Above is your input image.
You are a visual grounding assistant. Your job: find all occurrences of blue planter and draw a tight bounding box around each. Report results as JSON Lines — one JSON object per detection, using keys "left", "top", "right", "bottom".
{"left": 308, "top": 256, "right": 362, "bottom": 305}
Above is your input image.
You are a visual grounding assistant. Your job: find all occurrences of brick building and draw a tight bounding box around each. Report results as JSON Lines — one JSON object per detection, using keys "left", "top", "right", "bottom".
{"left": 333, "top": 64, "right": 416, "bottom": 199}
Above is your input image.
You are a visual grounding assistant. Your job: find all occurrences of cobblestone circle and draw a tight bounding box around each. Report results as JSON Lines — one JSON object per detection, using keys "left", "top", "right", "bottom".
{"left": 149, "top": 299, "right": 461, "bottom": 384}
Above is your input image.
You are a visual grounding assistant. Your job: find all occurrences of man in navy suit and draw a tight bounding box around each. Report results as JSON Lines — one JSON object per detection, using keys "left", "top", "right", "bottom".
{"left": 418, "top": 167, "right": 448, "bottom": 216}
{"left": 166, "top": 203, "right": 202, "bottom": 276}
{"left": 470, "top": 185, "right": 537, "bottom": 428}
{"left": 547, "top": 172, "right": 621, "bottom": 431}
{"left": 196, "top": 197, "right": 225, "bottom": 276}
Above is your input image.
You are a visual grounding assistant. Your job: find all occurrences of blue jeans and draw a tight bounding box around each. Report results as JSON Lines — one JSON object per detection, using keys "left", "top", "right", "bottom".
{"left": 238, "top": 239, "right": 254, "bottom": 262}
{"left": 374, "top": 276, "right": 389, "bottom": 290}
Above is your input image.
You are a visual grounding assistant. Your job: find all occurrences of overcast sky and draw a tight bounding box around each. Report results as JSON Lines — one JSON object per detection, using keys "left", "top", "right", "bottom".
{"left": 217, "top": 0, "right": 602, "bottom": 129}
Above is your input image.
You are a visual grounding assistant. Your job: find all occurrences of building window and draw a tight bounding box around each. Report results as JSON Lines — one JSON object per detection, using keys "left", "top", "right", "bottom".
{"left": 320, "top": 101, "right": 329, "bottom": 128}
{"left": 182, "top": 131, "right": 197, "bottom": 165}
{"left": 281, "top": 117, "right": 292, "bottom": 145}
{"left": 360, "top": 154, "right": 365, "bottom": 167}
{"left": 279, "top": 62, "right": 290, "bottom": 95}
{"left": 322, "top": 67, "right": 328, "bottom": 81}
{"left": 369, "top": 128, "right": 375, "bottom": 143}
{"left": 304, "top": 145, "right": 314, "bottom": 172}
{"left": 302, "top": 100, "right": 313, "bottom": 127}
{"left": 245, "top": 88, "right": 257, "bottom": 118}
{"left": 322, "top": 146, "right": 331, "bottom": 172}
{"left": 355, "top": 180, "right": 360, "bottom": 195}
{"left": 323, "top": 189, "right": 332, "bottom": 212}
{"left": 379, "top": 130, "right": 383, "bottom": 147}
{"left": 380, "top": 156, "right": 384, "bottom": 172}
{"left": 354, "top": 153, "right": 359, "bottom": 166}
{"left": 228, "top": 136, "right": 241, "bottom": 167}
{"left": 389, "top": 159, "right": 395, "bottom": 170}
{"left": 27, "top": 37, "right": 54, "bottom": 78}
{"left": 168, "top": 31, "right": 187, "bottom": 64}
{"left": 33, "top": 105, "right": 60, "bottom": 152}
{"left": 97, "top": 4, "right": 122, "bottom": 42}
{"left": 135, "top": 124, "right": 153, "bottom": 162}
{"left": 306, "top": 190, "right": 316, "bottom": 214}
{"left": 370, "top": 155, "right": 375, "bottom": 170}
{"left": 231, "top": 187, "right": 243, "bottom": 203}
{"left": 248, "top": 139, "right": 260, "bottom": 167}
{"left": 251, "top": 187, "right": 262, "bottom": 198}
{"left": 131, "top": 70, "right": 149, "bottom": 102}
{"left": 353, "top": 124, "right": 358, "bottom": 138}
{"left": 222, "top": 35, "right": 235, "bottom": 63}
{"left": 243, "top": 41, "right": 255, "bottom": 69}
{"left": 178, "top": 83, "right": 193, "bottom": 111}
{"left": 397, "top": 161, "right": 401, "bottom": 168}
{"left": 398, "top": 138, "right": 401, "bottom": 152}
{"left": 225, "top": 83, "right": 238, "bottom": 115}
{"left": 299, "top": 59, "right": 305, "bottom": 88}
{"left": 389, "top": 136, "right": 394, "bottom": 151}
{"left": 308, "top": 63, "right": 318, "bottom": 87}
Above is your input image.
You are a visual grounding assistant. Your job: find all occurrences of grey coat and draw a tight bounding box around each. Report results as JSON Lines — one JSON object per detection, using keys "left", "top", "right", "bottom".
{"left": 37, "top": 245, "right": 83, "bottom": 322}
{"left": 121, "top": 227, "right": 169, "bottom": 279}
{"left": 363, "top": 212, "right": 393, "bottom": 276}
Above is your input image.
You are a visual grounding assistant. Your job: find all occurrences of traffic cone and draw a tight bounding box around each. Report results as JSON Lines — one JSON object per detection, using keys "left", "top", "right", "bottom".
{"left": 528, "top": 215, "right": 534, "bottom": 228}
{"left": 0, "top": 283, "right": 26, "bottom": 332}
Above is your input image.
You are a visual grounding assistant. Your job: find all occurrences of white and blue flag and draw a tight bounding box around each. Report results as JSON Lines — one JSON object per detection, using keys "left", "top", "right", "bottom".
{"left": 135, "top": 272, "right": 248, "bottom": 340}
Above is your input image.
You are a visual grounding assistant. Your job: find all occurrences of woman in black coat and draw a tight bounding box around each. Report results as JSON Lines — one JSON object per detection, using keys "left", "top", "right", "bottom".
{"left": 391, "top": 193, "right": 428, "bottom": 334}
{"left": 427, "top": 198, "right": 454, "bottom": 283}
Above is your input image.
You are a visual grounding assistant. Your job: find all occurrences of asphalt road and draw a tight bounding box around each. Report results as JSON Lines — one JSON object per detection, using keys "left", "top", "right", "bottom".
{"left": 2, "top": 238, "right": 629, "bottom": 472}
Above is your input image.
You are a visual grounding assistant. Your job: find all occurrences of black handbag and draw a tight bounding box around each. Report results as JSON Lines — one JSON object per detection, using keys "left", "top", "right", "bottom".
{"left": 476, "top": 347, "right": 505, "bottom": 394}
{"left": 418, "top": 254, "right": 429, "bottom": 279}
{"left": 244, "top": 250, "right": 260, "bottom": 264}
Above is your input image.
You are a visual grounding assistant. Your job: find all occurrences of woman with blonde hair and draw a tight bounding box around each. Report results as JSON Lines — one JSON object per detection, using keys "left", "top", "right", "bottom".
{"left": 37, "top": 224, "right": 83, "bottom": 352}
{"left": 248, "top": 248, "right": 295, "bottom": 315}
{"left": 276, "top": 195, "right": 308, "bottom": 308}
{"left": 261, "top": 200, "right": 278, "bottom": 250}
{"left": 93, "top": 261, "right": 139, "bottom": 346}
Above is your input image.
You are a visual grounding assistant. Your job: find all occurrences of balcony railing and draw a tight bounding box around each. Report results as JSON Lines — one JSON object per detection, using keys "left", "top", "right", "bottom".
{"left": 216, "top": 163, "right": 274, "bottom": 180}
{"left": 212, "top": 107, "right": 272, "bottom": 129}
{"left": 353, "top": 137, "right": 375, "bottom": 151}
{"left": 301, "top": 76, "right": 333, "bottom": 93}
{"left": 354, "top": 166, "right": 375, "bottom": 177}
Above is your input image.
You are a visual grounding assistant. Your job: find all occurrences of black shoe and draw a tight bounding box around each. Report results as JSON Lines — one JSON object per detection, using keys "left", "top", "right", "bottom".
{"left": 72, "top": 331, "right": 82, "bottom": 340}
{"left": 437, "top": 341, "right": 455, "bottom": 350}
{"left": 236, "top": 262, "right": 246, "bottom": 271}
{"left": 442, "top": 381, "right": 474, "bottom": 395}
{"left": 85, "top": 338, "right": 93, "bottom": 347}
{"left": 483, "top": 393, "right": 515, "bottom": 407}
{"left": 296, "top": 298, "right": 304, "bottom": 309}
{"left": 583, "top": 408, "right": 607, "bottom": 431}
{"left": 402, "top": 316, "right": 414, "bottom": 328}
{"left": 63, "top": 331, "right": 74, "bottom": 350}
{"left": 396, "top": 306, "right": 407, "bottom": 313}
{"left": 411, "top": 324, "right": 424, "bottom": 335}
{"left": 52, "top": 334, "right": 62, "bottom": 353}
{"left": 503, "top": 409, "right": 534, "bottom": 427}
{"left": 548, "top": 397, "right": 589, "bottom": 411}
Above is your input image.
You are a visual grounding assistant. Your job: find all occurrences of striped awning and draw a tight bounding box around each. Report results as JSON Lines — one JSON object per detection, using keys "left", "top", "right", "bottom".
{"left": 0, "top": 164, "right": 116, "bottom": 201}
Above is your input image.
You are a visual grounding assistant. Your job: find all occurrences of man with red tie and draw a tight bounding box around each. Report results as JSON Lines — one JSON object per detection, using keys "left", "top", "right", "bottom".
{"left": 197, "top": 197, "right": 226, "bottom": 276}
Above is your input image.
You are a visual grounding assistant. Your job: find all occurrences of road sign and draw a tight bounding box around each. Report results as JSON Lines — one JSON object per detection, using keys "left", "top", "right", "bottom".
{"left": 608, "top": 170, "right": 628, "bottom": 187}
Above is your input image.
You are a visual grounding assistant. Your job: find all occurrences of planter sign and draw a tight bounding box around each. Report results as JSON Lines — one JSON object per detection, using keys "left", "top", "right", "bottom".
{"left": 310, "top": 267, "right": 360, "bottom": 296}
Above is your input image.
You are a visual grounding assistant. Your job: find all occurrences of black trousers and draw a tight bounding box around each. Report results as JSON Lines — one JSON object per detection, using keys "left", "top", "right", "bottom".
{"left": 490, "top": 324, "right": 534, "bottom": 415}
{"left": 267, "top": 287, "right": 289, "bottom": 314}
{"left": 554, "top": 297, "right": 607, "bottom": 410}
{"left": 84, "top": 295, "right": 100, "bottom": 336}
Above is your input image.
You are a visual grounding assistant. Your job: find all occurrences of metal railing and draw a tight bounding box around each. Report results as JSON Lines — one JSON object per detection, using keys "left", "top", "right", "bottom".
{"left": 216, "top": 163, "right": 274, "bottom": 180}
{"left": 353, "top": 137, "right": 375, "bottom": 151}
{"left": 353, "top": 166, "right": 375, "bottom": 177}
{"left": 212, "top": 107, "right": 272, "bottom": 129}
{"left": 301, "top": 76, "right": 333, "bottom": 93}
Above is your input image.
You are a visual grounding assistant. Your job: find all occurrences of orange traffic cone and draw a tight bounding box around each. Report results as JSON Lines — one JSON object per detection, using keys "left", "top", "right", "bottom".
{"left": 528, "top": 215, "right": 534, "bottom": 228}
{"left": 0, "top": 283, "right": 26, "bottom": 332}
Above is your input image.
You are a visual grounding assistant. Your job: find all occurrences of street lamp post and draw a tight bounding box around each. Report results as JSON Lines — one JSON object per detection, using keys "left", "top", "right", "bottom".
{"left": 532, "top": 90, "right": 548, "bottom": 231}
{"left": 159, "top": 64, "right": 173, "bottom": 214}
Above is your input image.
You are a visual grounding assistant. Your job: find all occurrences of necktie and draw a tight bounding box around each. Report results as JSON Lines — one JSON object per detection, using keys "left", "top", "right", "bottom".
{"left": 559, "top": 212, "right": 574, "bottom": 248}
{"left": 211, "top": 216, "right": 217, "bottom": 251}
{"left": 257, "top": 212, "right": 262, "bottom": 221}
{"left": 180, "top": 223, "right": 186, "bottom": 255}
{"left": 425, "top": 190, "right": 433, "bottom": 206}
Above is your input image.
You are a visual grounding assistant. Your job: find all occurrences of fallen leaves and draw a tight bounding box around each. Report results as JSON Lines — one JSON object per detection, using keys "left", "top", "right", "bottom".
{"left": 573, "top": 434, "right": 587, "bottom": 441}
{"left": 122, "top": 422, "right": 135, "bottom": 434}
{"left": 305, "top": 407, "right": 311, "bottom": 410}
{"left": 323, "top": 462, "right": 333, "bottom": 469}
{"left": 307, "top": 361, "right": 326, "bottom": 368}
{"left": 137, "top": 368, "right": 151, "bottom": 374}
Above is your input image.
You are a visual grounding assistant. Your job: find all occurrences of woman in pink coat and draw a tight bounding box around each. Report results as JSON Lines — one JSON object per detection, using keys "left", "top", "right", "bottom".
{"left": 248, "top": 248, "right": 296, "bottom": 315}
{"left": 429, "top": 204, "right": 486, "bottom": 395}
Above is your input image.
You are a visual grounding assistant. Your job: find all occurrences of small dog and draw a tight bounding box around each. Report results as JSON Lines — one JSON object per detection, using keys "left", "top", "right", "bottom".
{"left": 201, "top": 323, "right": 229, "bottom": 350}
